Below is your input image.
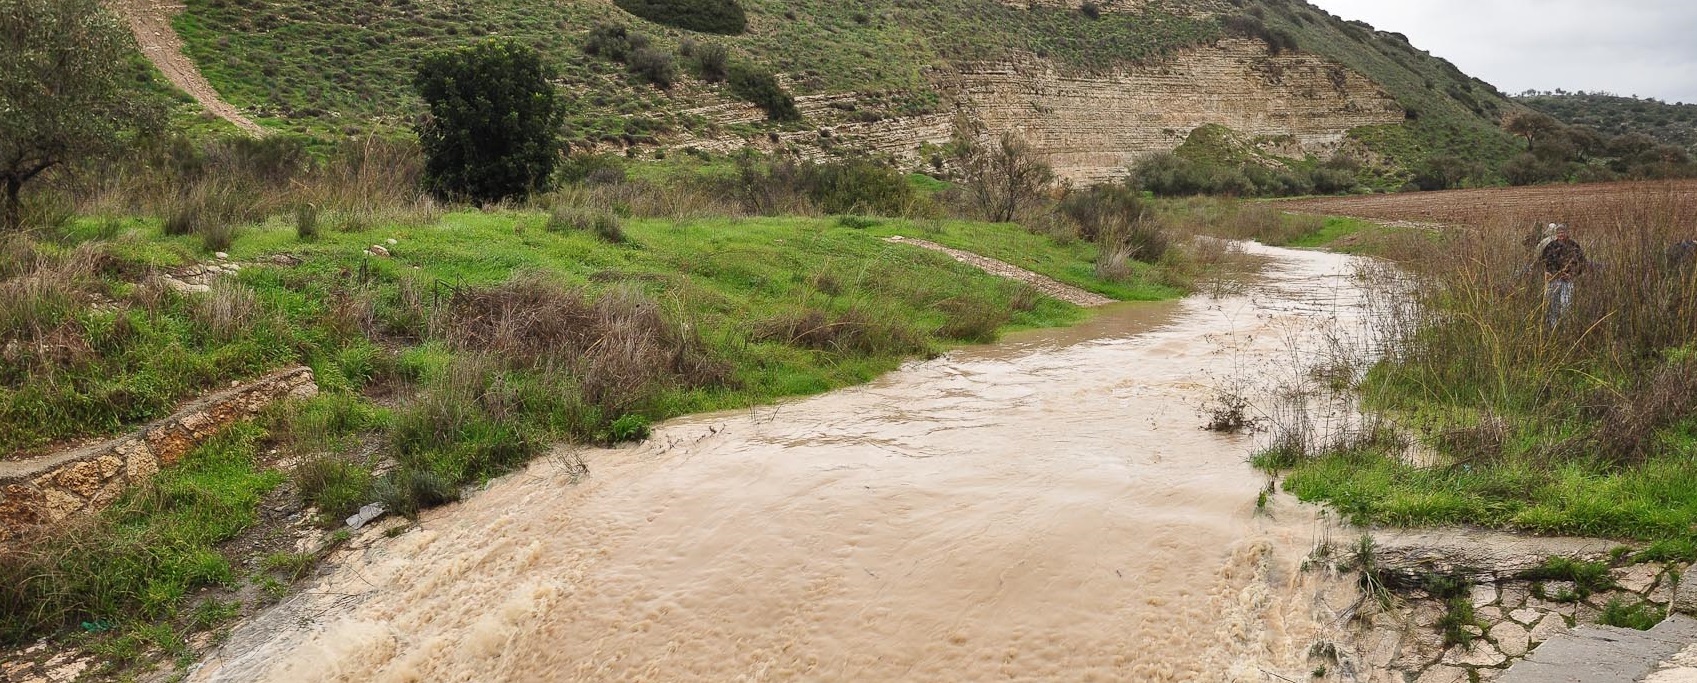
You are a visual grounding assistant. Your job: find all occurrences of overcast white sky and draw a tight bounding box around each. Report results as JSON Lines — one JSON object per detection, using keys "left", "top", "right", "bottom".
{"left": 1305, "top": 1, "right": 1697, "bottom": 104}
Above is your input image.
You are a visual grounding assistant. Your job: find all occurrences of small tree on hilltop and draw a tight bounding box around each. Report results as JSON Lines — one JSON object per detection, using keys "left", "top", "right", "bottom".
{"left": 414, "top": 39, "right": 563, "bottom": 203}
{"left": 0, "top": 0, "right": 162, "bottom": 231}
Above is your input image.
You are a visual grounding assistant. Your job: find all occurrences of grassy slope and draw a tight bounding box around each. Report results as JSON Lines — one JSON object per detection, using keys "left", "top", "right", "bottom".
{"left": 4, "top": 210, "right": 1164, "bottom": 653}
{"left": 1245, "top": 0, "right": 1522, "bottom": 177}
{"left": 170, "top": 0, "right": 1220, "bottom": 142}
{"left": 4, "top": 211, "right": 1142, "bottom": 455}
{"left": 164, "top": 0, "right": 1515, "bottom": 172}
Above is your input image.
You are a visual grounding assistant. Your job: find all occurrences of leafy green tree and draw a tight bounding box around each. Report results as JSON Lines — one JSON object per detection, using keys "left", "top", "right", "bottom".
{"left": 0, "top": 0, "right": 161, "bottom": 231}
{"left": 414, "top": 39, "right": 563, "bottom": 203}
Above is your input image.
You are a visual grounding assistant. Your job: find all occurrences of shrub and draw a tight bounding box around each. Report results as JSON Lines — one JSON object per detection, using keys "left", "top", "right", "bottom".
{"left": 757, "top": 307, "right": 927, "bottom": 355}
{"left": 1061, "top": 185, "right": 1170, "bottom": 260}
{"left": 626, "top": 46, "right": 677, "bottom": 88}
{"left": 413, "top": 38, "right": 563, "bottom": 203}
{"left": 936, "top": 298, "right": 1010, "bottom": 344}
{"left": 293, "top": 455, "right": 372, "bottom": 523}
{"left": 1412, "top": 155, "right": 1483, "bottom": 191}
{"left": 198, "top": 218, "right": 239, "bottom": 253}
{"left": 608, "top": 414, "right": 651, "bottom": 443}
{"left": 805, "top": 159, "right": 915, "bottom": 216}
{"left": 194, "top": 280, "right": 261, "bottom": 342}
{"left": 612, "top": 0, "right": 747, "bottom": 35}
{"left": 546, "top": 205, "right": 626, "bottom": 243}
{"left": 160, "top": 179, "right": 259, "bottom": 238}
{"left": 584, "top": 24, "right": 649, "bottom": 62}
{"left": 951, "top": 121, "right": 1054, "bottom": 222}
{"left": 555, "top": 153, "right": 627, "bottom": 185}
{"left": 728, "top": 63, "right": 800, "bottom": 121}
{"left": 690, "top": 42, "right": 730, "bottom": 82}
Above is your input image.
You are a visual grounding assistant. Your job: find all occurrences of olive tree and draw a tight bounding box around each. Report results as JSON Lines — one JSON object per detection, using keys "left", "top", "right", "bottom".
{"left": 414, "top": 39, "right": 563, "bottom": 204}
{"left": 0, "top": 0, "right": 160, "bottom": 231}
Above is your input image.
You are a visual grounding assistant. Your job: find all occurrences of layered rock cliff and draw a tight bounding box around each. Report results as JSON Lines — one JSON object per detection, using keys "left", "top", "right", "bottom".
{"left": 950, "top": 38, "right": 1404, "bottom": 182}
{"left": 672, "top": 38, "right": 1403, "bottom": 184}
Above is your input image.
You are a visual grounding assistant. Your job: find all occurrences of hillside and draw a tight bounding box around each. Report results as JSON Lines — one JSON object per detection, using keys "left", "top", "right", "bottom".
{"left": 1519, "top": 92, "right": 1697, "bottom": 152}
{"left": 150, "top": 0, "right": 1522, "bottom": 183}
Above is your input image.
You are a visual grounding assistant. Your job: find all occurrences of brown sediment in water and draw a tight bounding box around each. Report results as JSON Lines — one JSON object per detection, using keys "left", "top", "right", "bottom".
{"left": 191, "top": 245, "right": 1374, "bottom": 683}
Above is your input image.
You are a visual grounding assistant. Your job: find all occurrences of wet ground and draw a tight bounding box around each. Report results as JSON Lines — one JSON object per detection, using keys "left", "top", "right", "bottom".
{"left": 188, "top": 245, "right": 1374, "bottom": 682}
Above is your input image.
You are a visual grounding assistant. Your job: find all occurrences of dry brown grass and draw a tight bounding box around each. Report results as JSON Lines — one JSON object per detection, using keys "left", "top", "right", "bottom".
{"left": 1345, "top": 183, "right": 1697, "bottom": 465}
{"left": 755, "top": 307, "right": 927, "bottom": 355}
{"left": 435, "top": 275, "right": 730, "bottom": 417}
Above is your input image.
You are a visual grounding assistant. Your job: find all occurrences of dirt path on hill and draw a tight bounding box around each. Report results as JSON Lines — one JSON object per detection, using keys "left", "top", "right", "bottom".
{"left": 884, "top": 236, "right": 1117, "bottom": 307}
{"left": 107, "top": 0, "right": 268, "bottom": 137}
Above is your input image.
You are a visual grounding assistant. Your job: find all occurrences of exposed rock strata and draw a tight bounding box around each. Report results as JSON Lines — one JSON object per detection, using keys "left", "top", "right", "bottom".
{"left": 0, "top": 367, "right": 318, "bottom": 541}
{"left": 944, "top": 39, "right": 1404, "bottom": 183}
{"left": 671, "top": 39, "right": 1402, "bottom": 185}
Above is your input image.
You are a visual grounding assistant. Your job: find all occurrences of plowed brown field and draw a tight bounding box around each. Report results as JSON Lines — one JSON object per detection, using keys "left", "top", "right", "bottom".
{"left": 1279, "top": 180, "right": 1697, "bottom": 227}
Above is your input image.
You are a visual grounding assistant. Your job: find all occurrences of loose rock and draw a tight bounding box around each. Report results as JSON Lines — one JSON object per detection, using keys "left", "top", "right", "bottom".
{"left": 1491, "top": 620, "right": 1531, "bottom": 657}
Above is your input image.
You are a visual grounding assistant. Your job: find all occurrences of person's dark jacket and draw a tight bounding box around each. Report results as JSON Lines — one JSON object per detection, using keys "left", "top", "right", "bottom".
{"left": 1540, "top": 238, "right": 1587, "bottom": 280}
{"left": 1668, "top": 240, "right": 1697, "bottom": 271}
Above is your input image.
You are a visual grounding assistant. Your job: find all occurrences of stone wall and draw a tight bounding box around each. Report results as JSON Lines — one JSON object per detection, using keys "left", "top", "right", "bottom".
{"left": 0, "top": 367, "right": 318, "bottom": 541}
{"left": 1345, "top": 529, "right": 1691, "bottom": 682}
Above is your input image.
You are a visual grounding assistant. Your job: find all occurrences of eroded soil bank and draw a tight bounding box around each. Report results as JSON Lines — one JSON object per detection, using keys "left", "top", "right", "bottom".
{"left": 188, "top": 246, "right": 1373, "bottom": 682}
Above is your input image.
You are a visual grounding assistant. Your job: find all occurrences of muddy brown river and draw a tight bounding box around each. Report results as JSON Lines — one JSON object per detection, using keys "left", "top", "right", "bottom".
{"left": 191, "top": 245, "right": 1373, "bottom": 682}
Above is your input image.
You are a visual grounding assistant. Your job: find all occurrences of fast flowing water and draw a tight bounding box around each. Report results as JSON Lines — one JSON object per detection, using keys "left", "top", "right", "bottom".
{"left": 192, "top": 245, "right": 1373, "bottom": 682}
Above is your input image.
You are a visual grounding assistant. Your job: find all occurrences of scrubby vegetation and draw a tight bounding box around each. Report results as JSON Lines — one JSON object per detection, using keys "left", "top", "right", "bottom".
{"left": 1519, "top": 91, "right": 1697, "bottom": 153}
{"left": 1239, "top": 187, "right": 1697, "bottom": 554}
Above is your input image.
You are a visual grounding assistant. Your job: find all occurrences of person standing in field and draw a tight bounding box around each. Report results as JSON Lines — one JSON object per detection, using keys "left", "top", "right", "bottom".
{"left": 1540, "top": 223, "right": 1586, "bottom": 328}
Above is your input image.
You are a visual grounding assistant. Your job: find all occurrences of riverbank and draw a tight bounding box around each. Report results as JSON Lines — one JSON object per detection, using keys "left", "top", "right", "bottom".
{"left": 1239, "top": 184, "right": 1697, "bottom": 555}
{"left": 1175, "top": 184, "right": 1697, "bottom": 679}
{"left": 177, "top": 244, "right": 1367, "bottom": 682}
{"left": 0, "top": 207, "right": 1203, "bottom": 678}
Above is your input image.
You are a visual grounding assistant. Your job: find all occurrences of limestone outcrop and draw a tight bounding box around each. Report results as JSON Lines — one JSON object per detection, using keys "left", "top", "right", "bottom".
{"left": 670, "top": 39, "right": 1403, "bottom": 185}
{"left": 0, "top": 367, "right": 318, "bottom": 541}
{"left": 945, "top": 39, "right": 1404, "bottom": 183}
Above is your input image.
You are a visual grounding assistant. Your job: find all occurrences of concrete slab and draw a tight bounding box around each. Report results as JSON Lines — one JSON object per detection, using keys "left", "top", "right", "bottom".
{"left": 1371, "top": 527, "right": 1627, "bottom": 584}
{"left": 1499, "top": 615, "right": 1697, "bottom": 683}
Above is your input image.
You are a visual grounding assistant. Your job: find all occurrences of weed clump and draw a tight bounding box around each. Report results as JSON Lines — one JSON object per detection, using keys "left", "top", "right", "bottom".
{"left": 757, "top": 307, "right": 927, "bottom": 356}
{"left": 1599, "top": 597, "right": 1666, "bottom": 630}
{"left": 546, "top": 205, "right": 626, "bottom": 243}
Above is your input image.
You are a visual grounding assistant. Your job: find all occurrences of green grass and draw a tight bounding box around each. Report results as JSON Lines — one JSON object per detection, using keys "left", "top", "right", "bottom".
{"left": 1282, "top": 216, "right": 1374, "bottom": 249}
{"left": 0, "top": 422, "right": 281, "bottom": 641}
{"left": 7, "top": 209, "right": 1155, "bottom": 458}
{"left": 1277, "top": 442, "right": 1697, "bottom": 541}
{"left": 172, "top": 0, "right": 1218, "bottom": 142}
{"left": 1600, "top": 598, "right": 1667, "bottom": 631}
{"left": 3, "top": 204, "right": 1176, "bottom": 647}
